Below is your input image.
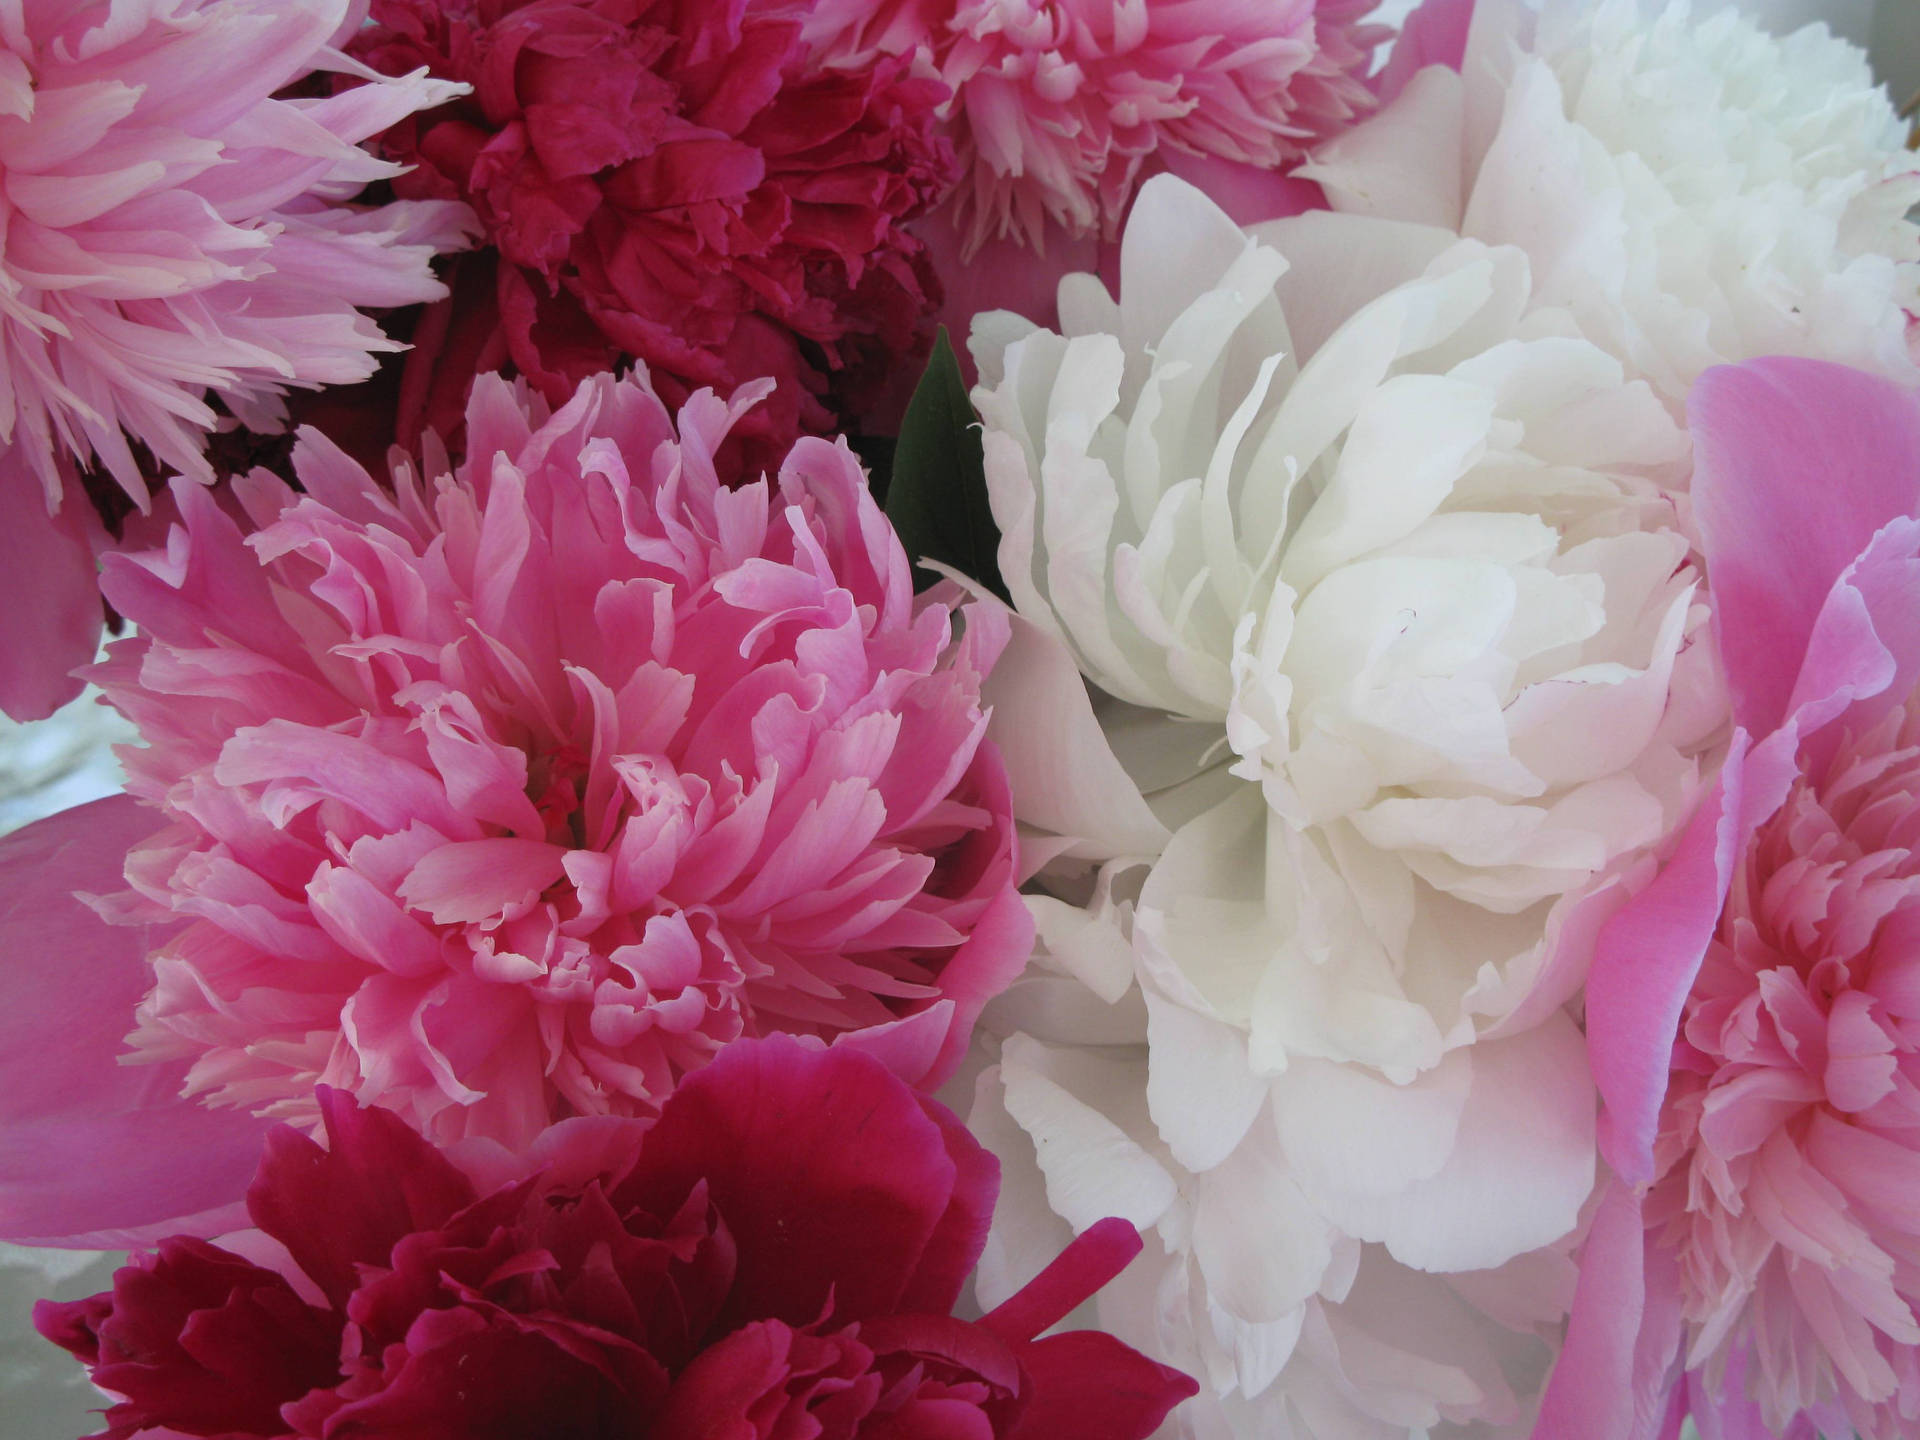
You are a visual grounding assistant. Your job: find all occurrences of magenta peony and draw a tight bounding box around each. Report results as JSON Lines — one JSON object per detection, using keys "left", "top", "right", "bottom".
{"left": 0, "top": 0, "right": 476, "bottom": 721}
{"left": 804, "top": 0, "right": 1381, "bottom": 257}
{"left": 16, "top": 365, "right": 1029, "bottom": 1157}
{"left": 347, "top": 0, "right": 958, "bottom": 469}
{"left": 1542, "top": 358, "right": 1920, "bottom": 1440}
{"left": 37, "top": 1038, "right": 1197, "bottom": 1440}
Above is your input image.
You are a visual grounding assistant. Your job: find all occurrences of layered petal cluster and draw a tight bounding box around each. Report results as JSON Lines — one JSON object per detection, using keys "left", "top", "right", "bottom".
{"left": 961, "top": 176, "right": 1717, "bottom": 1434}
{"left": 1550, "top": 359, "right": 1920, "bottom": 1440}
{"left": 349, "top": 0, "right": 958, "bottom": 468}
{"left": 1657, "top": 703, "right": 1920, "bottom": 1435}
{"left": 806, "top": 0, "right": 1381, "bottom": 257}
{"left": 79, "top": 366, "right": 1027, "bottom": 1149}
{"left": 36, "top": 1038, "right": 1197, "bottom": 1440}
{"left": 1306, "top": 0, "right": 1920, "bottom": 410}
{"left": 0, "top": 0, "right": 474, "bottom": 720}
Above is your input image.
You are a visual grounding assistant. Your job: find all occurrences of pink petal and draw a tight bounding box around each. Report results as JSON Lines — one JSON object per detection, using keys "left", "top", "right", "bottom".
{"left": 0, "top": 796, "right": 273, "bottom": 1247}
{"left": 1587, "top": 743, "right": 1748, "bottom": 1184}
{"left": 0, "top": 459, "right": 103, "bottom": 722}
{"left": 1690, "top": 358, "right": 1920, "bottom": 738}
{"left": 396, "top": 837, "right": 570, "bottom": 925}
{"left": 1533, "top": 1180, "right": 1683, "bottom": 1440}
{"left": 1373, "top": 0, "right": 1475, "bottom": 105}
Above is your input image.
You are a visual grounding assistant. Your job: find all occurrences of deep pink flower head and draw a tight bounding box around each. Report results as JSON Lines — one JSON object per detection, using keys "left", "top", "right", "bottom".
{"left": 75, "top": 366, "right": 1028, "bottom": 1150}
{"left": 805, "top": 0, "right": 1381, "bottom": 257}
{"left": 347, "top": 0, "right": 958, "bottom": 470}
{"left": 1539, "top": 358, "right": 1920, "bottom": 1440}
{"left": 36, "top": 1038, "right": 1198, "bottom": 1440}
{"left": 0, "top": 0, "right": 476, "bottom": 721}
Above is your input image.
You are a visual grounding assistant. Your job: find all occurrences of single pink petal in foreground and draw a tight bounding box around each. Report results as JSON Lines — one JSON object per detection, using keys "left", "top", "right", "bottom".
{"left": 0, "top": 796, "right": 273, "bottom": 1247}
{"left": 1689, "top": 356, "right": 1920, "bottom": 737}
{"left": 1534, "top": 1181, "right": 1683, "bottom": 1440}
{"left": 1373, "top": 0, "right": 1476, "bottom": 104}
{"left": 0, "top": 460, "right": 102, "bottom": 722}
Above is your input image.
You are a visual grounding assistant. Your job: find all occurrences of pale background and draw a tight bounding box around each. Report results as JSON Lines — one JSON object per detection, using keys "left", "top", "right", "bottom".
{"left": 2, "top": 2, "right": 1917, "bottom": 1434}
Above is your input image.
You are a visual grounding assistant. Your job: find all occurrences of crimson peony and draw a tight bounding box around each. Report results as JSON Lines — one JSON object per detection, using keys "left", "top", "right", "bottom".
{"left": 37, "top": 1037, "right": 1196, "bottom": 1440}
{"left": 349, "top": 0, "right": 958, "bottom": 469}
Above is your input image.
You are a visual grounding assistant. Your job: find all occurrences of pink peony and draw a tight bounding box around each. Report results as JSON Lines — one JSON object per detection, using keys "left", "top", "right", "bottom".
{"left": 347, "top": 0, "right": 958, "bottom": 471}
{"left": 37, "top": 1038, "right": 1197, "bottom": 1440}
{"left": 0, "top": 0, "right": 476, "bottom": 721}
{"left": 805, "top": 0, "right": 1382, "bottom": 257}
{"left": 11, "top": 365, "right": 1028, "bottom": 1160}
{"left": 1540, "top": 357, "right": 1920, "bottom": 1440}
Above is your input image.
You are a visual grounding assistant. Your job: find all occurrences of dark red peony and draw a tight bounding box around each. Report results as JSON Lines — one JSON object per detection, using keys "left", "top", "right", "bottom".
{"left": 349, "top": 0, "right": 957, "bottom": 473}
{"left": 37, "top": 1036, "right": 1194, "bottom": 1439}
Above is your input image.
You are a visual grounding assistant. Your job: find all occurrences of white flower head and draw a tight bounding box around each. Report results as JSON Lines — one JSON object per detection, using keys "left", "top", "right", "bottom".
{"left": 965, "top": 175, "right": 1721, "bottom": 1434}
{"left": 1305, "top": 0, "right": 1920, "bottom": 405}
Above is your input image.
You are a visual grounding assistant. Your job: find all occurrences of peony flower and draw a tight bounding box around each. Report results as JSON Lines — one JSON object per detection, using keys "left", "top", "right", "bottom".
{"left": 1543, "top": 358, "right": 1920, "bottom": 1440}
{"left": 0, "top": 365, "right": 1029, "bottom": 1159}
{"left": 1303, "top": 0, "right": 1920, "bottom": 412}
{"left": 347, "top": 0, "right": 958, "bottom": 471}
{"left": 36, "top": 1037, "right": 1198, "bottom": 1440}
{"left": 959, "top": 174, "right": 1720, "bottom": 1434}
{"left": 0, "top": 0, "right": 475, "bottom": 722}
{"left": 805, "top": 0, "right": 1381, "bottom": 259}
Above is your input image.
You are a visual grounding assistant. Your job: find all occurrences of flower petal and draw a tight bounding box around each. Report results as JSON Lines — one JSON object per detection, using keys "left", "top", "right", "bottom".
{"left": 0, "top": 796, "right": 273, "bottom": 1247}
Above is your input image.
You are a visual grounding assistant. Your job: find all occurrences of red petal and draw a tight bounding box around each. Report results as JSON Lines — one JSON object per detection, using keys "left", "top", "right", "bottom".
{"left": 617, "top": 1035, "right": 958, "bottom": 1329}
{"left": 247, "top": 1087, "right": 476, "bottom": 1308}
{"left": 980, "top": 1217, "right": 1142, "bottom": 1345}
{"left": 1004, "top": 1330, "right": 1197, "bottom": 1440}
{"left": 893, "top": 1093, "right": 999, "bottom": 1316}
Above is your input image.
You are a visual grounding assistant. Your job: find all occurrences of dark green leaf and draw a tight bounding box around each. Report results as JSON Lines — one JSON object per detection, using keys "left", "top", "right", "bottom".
{"left": 884, "top": 327, "right": 1008, "bottom": 601}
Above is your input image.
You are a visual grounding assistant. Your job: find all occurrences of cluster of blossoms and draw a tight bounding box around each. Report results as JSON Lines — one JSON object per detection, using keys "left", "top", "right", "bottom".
{"left": 804, "top": 0, "right": 1382, "bottom": 255}
{"left": 8, "top": 2, "right": 1920, "bottom": 1440}
{"left": 0, "top": 0, "right": 473, "bottom": 722}
{"left": 38, "top": 1039, "right": 1196, "bottom": 1439}
{"left": 348, "top": 0, "right": 961, "bottom": 466}
{"left": 960, "top": 169, "right": 1709, "bottom": 1437}
{"left": 93, "top": 366, "right": 1030, "bottom": 1148}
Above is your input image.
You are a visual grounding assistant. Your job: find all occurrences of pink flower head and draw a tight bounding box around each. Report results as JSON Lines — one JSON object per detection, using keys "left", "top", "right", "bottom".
{"left": 806, "top": 0, "right": 1382, "bottom": 256}
{"left": 0, "top": 0, "right": 476, "bottom": 720}
{"left": 348, "top": 0, "right": 959, "bottom": 470}
{"left": 36, "top": 1038, "right": 1197, "bottom": 1440}
{"left": 83, "top": 366, "right": 1029, "bottom": 1149}
{"left": 1542, "top": 357, "right": 1920, "bottom": 1440}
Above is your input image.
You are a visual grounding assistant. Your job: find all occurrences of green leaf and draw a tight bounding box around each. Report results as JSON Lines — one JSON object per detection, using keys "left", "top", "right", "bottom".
{"left": 884, "top": 326, "right": 1008, "bottom": 602}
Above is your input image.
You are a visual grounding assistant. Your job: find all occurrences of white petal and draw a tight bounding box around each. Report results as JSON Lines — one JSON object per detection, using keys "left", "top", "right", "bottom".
{"left": 1191, "top": 1123, "right": 1335, "bottom": 1323}
{"left": 997, "top": 1033, "right": 1180, "bottom": 1233}
{"left": 1299, "top": 1012, "right": 1597, "bottom": 1273}
{"left": 1274, "top": 1049, "right": 1473, "bottom": 1204}
{"left": 1143, "top": 983, "right": 1270, "bottom": 1172}
{"left": 1301, "top": 66, "right": 1469, "bottom": 230}
{"left": 981, "top": 612, "right": 1168, "bottom": 861}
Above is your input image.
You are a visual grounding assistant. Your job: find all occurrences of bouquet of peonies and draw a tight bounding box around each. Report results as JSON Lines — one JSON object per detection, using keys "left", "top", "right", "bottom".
{"left": 4, "top": 0, "right": 1920, "bottom": 1436}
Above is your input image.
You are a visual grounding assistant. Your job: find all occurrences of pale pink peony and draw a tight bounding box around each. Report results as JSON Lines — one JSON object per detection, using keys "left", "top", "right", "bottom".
{"left": 74, "top": 367, "right": 1028, "bottom": 1152}
{"left": 1541, "top": 357, "right": 1920, "bottom": 1440}
{"left": 805, "top": 0, "right": 1380, "bottom": 256}
{"left": 0, "top": 0, "right": 475, "bottom": 720}
{"left": 1651, "top": 701, "right": 1920, "bottom": 1437}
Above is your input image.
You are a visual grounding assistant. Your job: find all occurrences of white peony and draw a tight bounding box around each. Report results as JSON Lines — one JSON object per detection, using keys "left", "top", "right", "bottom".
{"left": 963, "top": 175, "right": 1723, "bottom": 1436}
{"left": 1306, "top": 0, "right": 1920, "bottom": 408}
